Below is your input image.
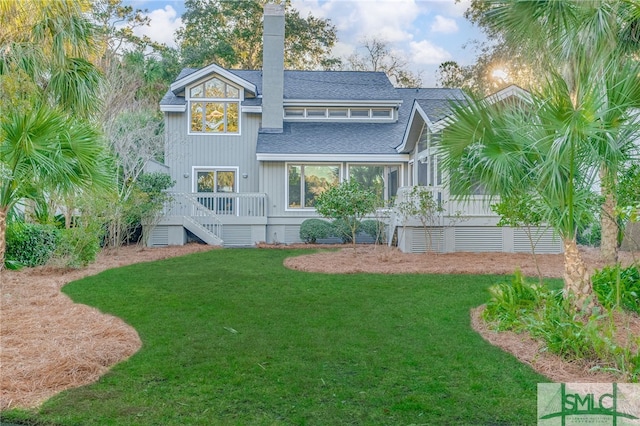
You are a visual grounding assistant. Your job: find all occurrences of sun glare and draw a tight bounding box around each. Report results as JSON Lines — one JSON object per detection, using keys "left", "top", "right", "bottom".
{"left": 491, "top": 68, "right": 508, "bottom": 81}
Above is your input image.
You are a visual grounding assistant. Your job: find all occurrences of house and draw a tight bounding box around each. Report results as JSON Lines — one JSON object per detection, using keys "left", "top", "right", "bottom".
{"left": 150, "top": 4, "right": 562, "bottom": 254}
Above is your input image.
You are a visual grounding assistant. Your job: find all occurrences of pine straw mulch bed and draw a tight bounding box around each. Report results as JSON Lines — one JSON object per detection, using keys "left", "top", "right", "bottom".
{"left": 0, "top": 243, "right": 216, "bottom": 411}
{"left": 1, "top": 243, "right": 638, "bottom": 411}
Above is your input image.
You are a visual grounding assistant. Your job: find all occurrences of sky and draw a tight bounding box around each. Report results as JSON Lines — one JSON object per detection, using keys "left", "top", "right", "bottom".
{"left": 123, "top": 0, "right": 488, "bottom": 86}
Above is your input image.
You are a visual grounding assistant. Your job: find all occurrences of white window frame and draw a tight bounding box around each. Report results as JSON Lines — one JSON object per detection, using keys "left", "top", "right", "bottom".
{"left": 283, "top": 106, "right": 394, "bottom": 121}
{"left": 346, "top": 163, "right": 403, "bottom": 204}
{"left": 187, "top": 76, "right": 242, "bottom": 136}
{"left": 192, "top": 166, "right": 239, "bottom": 193}
{"left": 285, "top": 162, "right": 342, "bottom": 210}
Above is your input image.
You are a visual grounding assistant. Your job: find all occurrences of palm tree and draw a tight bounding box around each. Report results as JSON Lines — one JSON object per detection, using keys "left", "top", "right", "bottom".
{"left": 440, "top": 58, "right": 640, "bottom": 311}
{"left": 478, "top": 0, "right": 640, "bottom": 264}
{"left": 0, "top": 0, "right": 112, "bottom": 268}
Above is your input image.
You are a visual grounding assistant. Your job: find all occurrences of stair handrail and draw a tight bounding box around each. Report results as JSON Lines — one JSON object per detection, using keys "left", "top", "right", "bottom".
{"left": 164, "top": 192, "right": 223, "bottom": 241}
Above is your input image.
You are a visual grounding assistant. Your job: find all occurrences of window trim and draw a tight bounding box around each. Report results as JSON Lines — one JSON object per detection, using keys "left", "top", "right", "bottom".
{"left": 187, "top": 76, "right": 243, "bottom": 136}
{"left": 283, "top": 106, "right": 394, "bottom": 121}
{"left": 192, "top": 166, "right": 239, "bottom": 193}
{"left": 346, "top": 163, "right": 404, "bottom": 204}
{"left": 285, "top": 162, "right": 342, "bottom": 211}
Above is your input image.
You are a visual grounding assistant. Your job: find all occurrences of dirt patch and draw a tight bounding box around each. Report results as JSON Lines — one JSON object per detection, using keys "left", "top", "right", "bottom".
{"left": 0, "top": 243, "right": 637, "bottom": 410}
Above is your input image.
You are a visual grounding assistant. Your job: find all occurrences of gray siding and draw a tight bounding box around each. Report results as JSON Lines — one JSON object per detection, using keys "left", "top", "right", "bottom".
{"left": 454, "top": 227, "right": 503, "bottom": 252}
{"left": 513, "top": 228, "right": 562, "bottom": 253}
{"left": 397, "top": 225, "right": 563, "bottom": 254}
{"left": 164, "top": 112, "right": 262, "bottom": 193}
{"left": 222, "top": 225, "right": 254, "bottom": 246}
{"left": 410, "top": 228, "right": 444, "bottom": 253}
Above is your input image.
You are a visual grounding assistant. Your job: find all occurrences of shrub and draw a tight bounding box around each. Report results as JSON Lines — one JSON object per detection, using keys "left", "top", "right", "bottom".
{"left": 299, "top": 219, "right": 333, "bottom": 243}
{"left": 5, "top": 222, "right": 60, "bottom": 267}
{"left": 592, "top": 264, "right": 640, "bottom": 314}
{"left": 360, "top": 219, "right": 386, "bottom": 243}
{"left": 577, "top": 222, "right": 601, "bottom": 247}
{"left": 527, "top": 294, "right": 598, "bottom": 362}
{"left": 53, "top": 224, "right": 104, "bottom": 268}
{"left": 483, "top": 270, "right": 548, "bottom": 331}
{"left": 315, "top": 180, "right": 378, "bottom": 246}
{"left": 483, "top": 269, "right": 640, "bottom": 378}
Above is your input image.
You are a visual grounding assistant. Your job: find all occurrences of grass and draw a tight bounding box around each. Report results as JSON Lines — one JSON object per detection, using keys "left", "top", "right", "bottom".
{"left": 2, "top": 248, "right": 554, "bottom": 425}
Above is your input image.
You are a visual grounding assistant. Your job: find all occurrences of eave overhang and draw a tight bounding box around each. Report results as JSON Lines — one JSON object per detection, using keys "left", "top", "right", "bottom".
{"left": 284, "top": 99, "right": 403, "bottom": 108}
{"left": 160, "top": 104, "right": 186, "bottom": 113}
{"left": 256, "top": 153, "right": 410, "bottom": 162}
{"left": 396, "top": 102, "right": 448, "bottom": 153}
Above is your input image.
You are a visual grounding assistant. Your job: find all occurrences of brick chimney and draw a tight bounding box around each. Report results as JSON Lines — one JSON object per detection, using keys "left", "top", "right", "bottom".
{"left": 261, "top": 3, "right": 285, "bottom": 133}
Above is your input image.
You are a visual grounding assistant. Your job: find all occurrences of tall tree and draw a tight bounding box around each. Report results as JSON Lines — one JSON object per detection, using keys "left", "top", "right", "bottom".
{"left": 436, "top": 61, "right": 467, "bottom": 89}
{"left": 441, "top": 0, "right": 640, "bottom": 310}
{"left": 0, "top": 0, "right": 112, "bottom": 268}
{"left": 91, "top": 0, "right": 151, "bottom": 69}
{"left": 177, "top": 0, "right": 339, "bottom": 70}
{"left": 346, "top": 37, "right": 422, "bottom": 88}
{"left": 87, "top": 0, "right": 179, "bottom": 247}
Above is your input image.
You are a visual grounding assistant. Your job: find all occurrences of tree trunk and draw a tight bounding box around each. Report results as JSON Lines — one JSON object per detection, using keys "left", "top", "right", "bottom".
{"left": 600, "top": 167, "right": 618, "bottom": 264}
{"left": 563, "top": 238, "right": 595, "bottom": 312}
{"left": 0, "top": 206, "right": 7, "bottom": 271}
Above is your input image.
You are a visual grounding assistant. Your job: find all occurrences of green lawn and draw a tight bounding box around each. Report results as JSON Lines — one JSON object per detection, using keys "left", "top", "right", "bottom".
{"left": 2, "top": 249, "right": 554, "bottom": 425}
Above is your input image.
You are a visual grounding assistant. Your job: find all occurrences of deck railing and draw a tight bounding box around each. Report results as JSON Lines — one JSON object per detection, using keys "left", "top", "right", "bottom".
{"left": 189, "top": 192, "right": 267, "bottom": 217}
{"left": 394, "top": 186, "right": 495, "bottom": 217}
{"left": 166, "top": 192, "right": 267, "bottom": 217}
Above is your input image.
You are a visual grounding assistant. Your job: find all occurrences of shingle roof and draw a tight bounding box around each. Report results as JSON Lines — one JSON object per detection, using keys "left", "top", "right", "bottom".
{"left": 283, "top": 71, "right": 398, "bottom": 100}
{"left": 257, "top": 122, "right": 401, "bottom": 155}
{"left": 160, "top": 65, "right": 467, "bottom": 156}
{"left": 406, "top": 88, "right": 466, "bottom": 123}
{"left": 257, "top": 87, "right": 465, "bottom": 155}
{"left": 161, "top": 68, "right": 402, "bottom": 106}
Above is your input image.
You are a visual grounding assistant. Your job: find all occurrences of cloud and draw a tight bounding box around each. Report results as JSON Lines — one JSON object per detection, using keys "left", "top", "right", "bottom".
{"left": 132, "top": 5, "right": 183, "bottom": 47}
{"left": 408, "top": 40, "right": 451, "bottom": 65}
{"left": 438, "top": 0, "right": 472, "bottom": 18}
{"left": 430, "top": 15, "right": 459, "bottom": 34}
{"left": 309, "top": 0, "right": 420, "bottom": 43}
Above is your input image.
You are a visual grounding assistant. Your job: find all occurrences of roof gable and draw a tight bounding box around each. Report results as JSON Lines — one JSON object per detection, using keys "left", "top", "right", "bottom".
{"left": 395, "top": 88, "right": 466, "bottom": 153}
{"left": 170, "top": 63, "right": 258, "bottom": 96}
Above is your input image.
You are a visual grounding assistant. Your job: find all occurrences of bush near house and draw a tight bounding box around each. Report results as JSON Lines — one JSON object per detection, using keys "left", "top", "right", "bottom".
{"left": 299, "top": 218, "right": 334, "bottom": 243}
{"left": 299, "top": 218, "right": 385, "bottom": 244}
{"left": 360, "top": 219, "right": 386, "bottom": 243}
{"left": 314, "top": 180, "right": 378, "bottom": 246}
{"left": 331, "top": 218, "right": 357, "bottom": 243}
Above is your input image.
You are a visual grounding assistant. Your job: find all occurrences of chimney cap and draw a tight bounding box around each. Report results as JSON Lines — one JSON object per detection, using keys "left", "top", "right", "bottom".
{"left": 264, "top": 3, "right": 285, "bottom": 16}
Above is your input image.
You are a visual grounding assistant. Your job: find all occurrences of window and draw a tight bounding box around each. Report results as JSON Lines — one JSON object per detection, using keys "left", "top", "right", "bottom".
{"left": 371, "top": 109, "right": 392, "bottom": 118}
{"left": 194, "top": 168, "right": 237, "bottom": 214}
{"left": 350, "top": 109, "right": 369, "bottom": 118}
{"left": 417, "top": 130, "right": 443, "bottom": 188}
{"left": 189, "top": 77, "right": 240, "bottom": 134}
{"left": 196, "top": 169, "right": 236, "bottom": 193}
{"left": 306, "top": 108, "right": 326, "bottom": 118}
{"left": 348, "top": 164, "right": 400, "bottom": 205}
{"left": 283, "top": 107, "right": 393, "bottom": 121}
{"left": 328, "top": 109, "right": 348, "bottom": 118}
{"left": 284, "top": 108, "right": 304, "bottom": 117}
{"left": 287, "top": 164, "right": 340, "bottom": 208}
